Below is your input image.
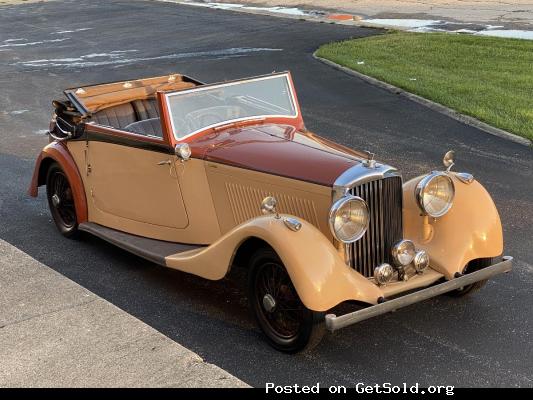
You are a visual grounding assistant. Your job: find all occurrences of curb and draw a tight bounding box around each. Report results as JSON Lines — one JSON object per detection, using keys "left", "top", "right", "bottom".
{"left": 313, "top": 52, "right": 532, "bottom": 147}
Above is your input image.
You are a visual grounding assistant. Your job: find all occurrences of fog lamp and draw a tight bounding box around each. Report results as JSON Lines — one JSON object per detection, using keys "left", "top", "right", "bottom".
{"left": 413, "top": 250, "right": 430, "bottom": 273}
{"left": 392, "top": 239, "right": 416, "bottom": 266}
{"left": 374, "top": 263, "right": 394, "bottom": 286}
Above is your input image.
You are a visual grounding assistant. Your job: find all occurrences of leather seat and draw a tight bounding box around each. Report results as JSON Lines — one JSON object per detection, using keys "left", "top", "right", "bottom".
{"left": 90, "top": 103, "right": 137, "bottom": 129}
{"left": 132, "top": 99, "right": 160, "bottom": 120}
{"left": 124, "top": 118, "right": 163, "bottom": 138}
{"left": 90, "top": 99, "right": 160, "bottom": 131}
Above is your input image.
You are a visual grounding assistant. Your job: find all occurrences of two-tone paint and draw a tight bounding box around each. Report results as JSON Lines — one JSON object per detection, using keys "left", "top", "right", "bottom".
{"left": 29, "top": 72, "right": 506, "bottom": 313}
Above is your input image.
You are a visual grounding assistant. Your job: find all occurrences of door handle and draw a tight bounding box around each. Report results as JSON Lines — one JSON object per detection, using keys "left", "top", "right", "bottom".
{"left": 157, "top": 160, "right": 171, "bottom": 165}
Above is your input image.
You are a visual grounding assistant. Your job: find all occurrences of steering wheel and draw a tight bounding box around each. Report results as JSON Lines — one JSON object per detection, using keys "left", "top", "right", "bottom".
{"left": 184, "top": 112, "right": 224, "bottom": 133}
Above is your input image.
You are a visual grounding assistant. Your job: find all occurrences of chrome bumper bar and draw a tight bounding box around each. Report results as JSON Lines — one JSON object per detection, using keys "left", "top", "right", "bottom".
{"left": 325, "top": 256, "right": 513, "bottom": 332}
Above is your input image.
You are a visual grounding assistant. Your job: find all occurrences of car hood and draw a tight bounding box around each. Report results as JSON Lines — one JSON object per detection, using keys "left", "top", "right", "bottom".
{"left": 190, "top": 124, "right": 367, "bottom": 186}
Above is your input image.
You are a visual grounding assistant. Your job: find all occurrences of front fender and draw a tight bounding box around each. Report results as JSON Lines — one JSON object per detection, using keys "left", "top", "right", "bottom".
{"left": 403, "top": 174, "right": 503, "bottom": 279}
{"left": 28, "top": 141, "right": 88, "bottom": 224}
{"left": 164, "top": 215, "right": 383, "bottom": 311}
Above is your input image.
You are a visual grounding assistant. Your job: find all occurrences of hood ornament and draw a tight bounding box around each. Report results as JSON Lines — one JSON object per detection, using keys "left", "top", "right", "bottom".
{"left": 362, "top": 150, "right": 376, "bottom": 168}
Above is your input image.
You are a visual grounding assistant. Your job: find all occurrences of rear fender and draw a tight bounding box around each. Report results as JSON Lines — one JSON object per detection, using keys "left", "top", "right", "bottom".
{"left": 164, "top": 215, "right": 383, "bottom": 312}
{"left": 28, "top": 142, "right": 88, "bottom": 224}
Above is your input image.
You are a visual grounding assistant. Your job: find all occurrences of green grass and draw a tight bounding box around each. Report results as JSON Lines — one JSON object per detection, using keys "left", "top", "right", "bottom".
{"left": 316, "top": 32, "right": 533, "bottom": 141}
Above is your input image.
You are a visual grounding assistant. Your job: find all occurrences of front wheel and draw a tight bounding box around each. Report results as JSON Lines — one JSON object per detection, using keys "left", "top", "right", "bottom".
{"left": 46, "top": 163, "right": 79, "bottom": 238}
{"left": 248, "top": 248, "right": 325, "bottom": 353}
{"left": 446, "top": 257, "right": 496, "bottom": 297}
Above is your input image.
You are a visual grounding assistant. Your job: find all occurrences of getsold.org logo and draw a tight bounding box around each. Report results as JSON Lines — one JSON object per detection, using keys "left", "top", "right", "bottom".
{"left": 265, "top": 382, "right": 455, "bottom": 396}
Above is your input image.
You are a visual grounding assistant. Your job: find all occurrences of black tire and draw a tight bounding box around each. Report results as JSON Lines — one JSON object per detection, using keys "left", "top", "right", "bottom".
{"left": 46, "top": 163, "right": 79, "bottom": 238}
{"left": 446, "top": 257, "right": 497, "bottom": 297}
{"left": 248, "top": 248, "right": 325, "bottom": 353}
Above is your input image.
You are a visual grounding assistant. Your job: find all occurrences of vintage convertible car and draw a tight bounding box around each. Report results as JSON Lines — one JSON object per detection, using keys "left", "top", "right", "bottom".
{"left": 29, "top": 72, "right": 512, "bottom": 353}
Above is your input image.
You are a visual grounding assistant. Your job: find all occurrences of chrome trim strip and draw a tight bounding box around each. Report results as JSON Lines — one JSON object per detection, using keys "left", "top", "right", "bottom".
{"left": 333, "top": 163, "right": 400, "bottom": 201}
{"left": 325, "top": 256, "right": 513, "bottom": 332}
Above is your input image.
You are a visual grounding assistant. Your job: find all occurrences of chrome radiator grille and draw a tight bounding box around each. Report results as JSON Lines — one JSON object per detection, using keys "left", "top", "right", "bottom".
{"left": 348, "top": 176, "right": 403, "bottom": 277}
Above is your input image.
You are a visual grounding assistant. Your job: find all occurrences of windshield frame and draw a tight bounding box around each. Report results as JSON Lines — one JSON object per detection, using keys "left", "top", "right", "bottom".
{"left": 162, "top": 72, "right": 300, "bottom": 142}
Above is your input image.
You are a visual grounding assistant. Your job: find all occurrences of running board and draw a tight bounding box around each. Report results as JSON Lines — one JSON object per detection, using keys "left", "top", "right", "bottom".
{"left": 79, "top": 222, "right": 203, "bottom": 266}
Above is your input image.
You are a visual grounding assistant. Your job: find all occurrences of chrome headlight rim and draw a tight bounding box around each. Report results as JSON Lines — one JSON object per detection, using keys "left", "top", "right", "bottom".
{"left": 415, "top": 171, "right": 455, "bottom": 218}
{"left": 328, "top": 195, "right": 370, "bottom": 244}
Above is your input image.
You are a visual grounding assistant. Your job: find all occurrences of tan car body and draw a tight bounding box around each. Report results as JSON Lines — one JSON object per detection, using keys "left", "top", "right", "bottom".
{"left": 29, "top": 72, "right": 506, "bottom": 314}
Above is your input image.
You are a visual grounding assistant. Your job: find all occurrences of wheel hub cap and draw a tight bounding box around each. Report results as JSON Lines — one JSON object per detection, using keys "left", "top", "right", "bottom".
{"left": 52, "top": 194, "right": 61, "bottom": 208}
{"left": 262, "top": 294, "right": 276, "bottom": 313}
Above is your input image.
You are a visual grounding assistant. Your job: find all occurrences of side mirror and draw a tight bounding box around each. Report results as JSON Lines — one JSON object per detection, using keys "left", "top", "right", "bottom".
{"left": 175, "top": 143, "right": 191, "bottom": 161}
{"left": 443, "top": 150, "right": 455, "bottom": 172}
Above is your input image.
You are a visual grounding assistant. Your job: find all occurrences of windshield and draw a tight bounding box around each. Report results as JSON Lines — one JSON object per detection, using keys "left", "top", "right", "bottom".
{"left": 165, "top": 74, "right": 297, "bottom": 140}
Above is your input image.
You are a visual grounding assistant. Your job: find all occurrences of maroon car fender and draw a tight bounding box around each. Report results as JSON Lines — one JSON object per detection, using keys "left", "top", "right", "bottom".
{"left": 28, "top": 141, "right": 88, "bottom": 224}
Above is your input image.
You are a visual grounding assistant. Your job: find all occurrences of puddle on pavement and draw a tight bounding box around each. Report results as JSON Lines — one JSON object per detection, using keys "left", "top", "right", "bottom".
{"left": 362, "top": 18, "right": 533, "bottom": 40}
{"left": 475, "top": 29, "right": 533, "bottom": 40}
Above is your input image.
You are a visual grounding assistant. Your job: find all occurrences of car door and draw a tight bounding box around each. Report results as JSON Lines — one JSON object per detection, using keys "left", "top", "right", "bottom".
{"left": 84, "top": 122, "right": 189, "bottom": 235}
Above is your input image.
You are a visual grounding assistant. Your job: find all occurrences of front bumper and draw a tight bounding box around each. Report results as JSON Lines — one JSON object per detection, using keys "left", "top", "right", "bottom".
{"left": 325, "top": 256, "right": 513, "bottom": 332}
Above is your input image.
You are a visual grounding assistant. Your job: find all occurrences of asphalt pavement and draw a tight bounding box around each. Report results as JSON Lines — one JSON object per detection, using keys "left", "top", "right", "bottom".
{"left": 0, "top": 0, "right": 531, "bottom": 388}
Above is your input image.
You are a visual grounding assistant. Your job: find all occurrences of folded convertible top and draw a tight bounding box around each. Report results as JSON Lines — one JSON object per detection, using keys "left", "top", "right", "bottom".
{"left": 64, "top": 73, "right": 203, "bottom": 115}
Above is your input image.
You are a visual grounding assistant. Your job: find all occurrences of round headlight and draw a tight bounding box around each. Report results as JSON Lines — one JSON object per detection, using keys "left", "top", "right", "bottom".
{"left": 392, "top": 239, "right": 416, "bottom": 266}
{"left": 415, "top": 172, "right": 455, "bottom": 218}
{"left": 329, "top": 195, "right": 369, "bottom": 243}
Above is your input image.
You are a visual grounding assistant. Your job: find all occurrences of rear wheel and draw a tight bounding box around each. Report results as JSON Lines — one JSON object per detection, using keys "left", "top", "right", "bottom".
{"left": 248, "top": 248, "right": 325, "bottom": 353}
{"left": 446, "top": 257, "right": 496, "bottom": 297}
{"left": 46, "top": 163, "right": 79, "bottom": 238}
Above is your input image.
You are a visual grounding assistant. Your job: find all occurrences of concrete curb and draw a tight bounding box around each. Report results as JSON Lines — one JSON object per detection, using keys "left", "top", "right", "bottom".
{"left": 313, "top": 52, "right": 532, "bottom": 147}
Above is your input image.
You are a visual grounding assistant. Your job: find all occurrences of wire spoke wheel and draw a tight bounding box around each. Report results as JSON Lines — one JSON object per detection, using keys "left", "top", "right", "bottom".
{"left": 255, "top": 262, "right": 305, "bottom": 338}
{"left": 248, "top": 248, "right": 325, "bottom": 353}
{"left": 46, "top": 163, "right": 78, "bottom": 238}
